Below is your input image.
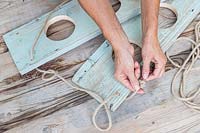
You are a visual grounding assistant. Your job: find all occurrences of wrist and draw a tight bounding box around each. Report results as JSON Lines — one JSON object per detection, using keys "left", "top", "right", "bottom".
{"left": 110, "top": 38, "right": 132, "bottom": 52}
{"left": 103, "top": 29, "right": 131, "bottom": 51}
{"left": 143, "top": 30, "right": 158, "bottom": 44}
{"left": 112, "top": 42, "right": 134, "bottom": 58}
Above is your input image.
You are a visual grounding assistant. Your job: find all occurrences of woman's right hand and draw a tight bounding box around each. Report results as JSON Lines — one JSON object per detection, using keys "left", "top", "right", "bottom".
{"left": 113, "top": 42, "right": 144, "bottom": 94}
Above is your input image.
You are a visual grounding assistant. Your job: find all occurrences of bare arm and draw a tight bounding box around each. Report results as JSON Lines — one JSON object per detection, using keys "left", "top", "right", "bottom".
{"left": 79, "top": 0, "right": 143, "bottom": 93}
{"left": 141, "top": 0, "right": 167, "bottom": 80}
{"left": 141, "top": 0, "right": 159, "bottom": 38}
{"left": 78, "top": 0, "right": 127, "bottom": 50}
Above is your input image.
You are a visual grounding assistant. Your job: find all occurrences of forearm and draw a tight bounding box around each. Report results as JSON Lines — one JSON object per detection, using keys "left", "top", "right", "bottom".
{"left": 78, "top": 0, "right": 129, "bottom": 50}
{"left": 141, "top": 0, "right": 160, "bottom": 38}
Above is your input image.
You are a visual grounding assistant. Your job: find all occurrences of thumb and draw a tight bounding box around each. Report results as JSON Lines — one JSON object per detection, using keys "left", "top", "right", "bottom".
{"left": 142, "top": 58, "right": 151, "bottom": 80}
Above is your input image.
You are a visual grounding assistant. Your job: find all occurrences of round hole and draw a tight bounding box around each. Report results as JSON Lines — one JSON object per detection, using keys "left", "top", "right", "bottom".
{"left": 110, "top": 0, "right": 121, "bottom": 12}
{"left": 159, "top": 3, "right": 178, "bottom": 29}
{"left": 45, "top": 15, "right": 75, "bottom": 41}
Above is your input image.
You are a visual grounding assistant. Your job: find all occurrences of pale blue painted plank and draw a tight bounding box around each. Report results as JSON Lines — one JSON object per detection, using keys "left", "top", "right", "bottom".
{"left": 3, "top": 0, "right": 141, "bottom": 74}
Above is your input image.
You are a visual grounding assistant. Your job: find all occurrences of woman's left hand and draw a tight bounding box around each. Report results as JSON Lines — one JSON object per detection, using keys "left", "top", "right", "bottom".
{"left": 142, "top": 35, "right": 167, "bottom": 81}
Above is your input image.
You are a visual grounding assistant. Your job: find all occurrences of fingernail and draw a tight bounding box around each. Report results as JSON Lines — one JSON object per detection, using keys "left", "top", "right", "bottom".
{"left": 137, "top": 88, "right": 145, "bottom": 94}
{"left": 143, "top": 73, "right": 148, "bottom": 79}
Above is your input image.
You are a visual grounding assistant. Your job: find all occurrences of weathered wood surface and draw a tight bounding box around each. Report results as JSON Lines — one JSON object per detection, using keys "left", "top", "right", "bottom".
{"left": 6, "top": 102, "right": 200, "bottom": 133}
{"left": 0, "top": 0, "right": 200, "bottom": 132}
{"left": 0, "top": 0, "right": 70, "bottom": 35}
{"left": 4, "top": 68, "right": 200, "bottom": 133}
{"left": 0, "top": 39, "right": 199, "bottom": 132}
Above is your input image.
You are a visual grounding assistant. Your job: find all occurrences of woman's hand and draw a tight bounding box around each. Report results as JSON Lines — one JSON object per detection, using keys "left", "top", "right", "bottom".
{"left": 113, "top": 42, "right": 144, "bottom": 94}
{"left": 142, "top": 35, "right": 167, "bottom": 81}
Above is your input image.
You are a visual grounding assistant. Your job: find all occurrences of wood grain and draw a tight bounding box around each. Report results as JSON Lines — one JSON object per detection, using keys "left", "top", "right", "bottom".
{"left": 0, "top": 0, "right": 199, "bottom": 132}
{"left": 3, "top": 68, "right": 200, "bottom": 133}
{"left": 0, "top": 40, "right": 198, "bottom": 132}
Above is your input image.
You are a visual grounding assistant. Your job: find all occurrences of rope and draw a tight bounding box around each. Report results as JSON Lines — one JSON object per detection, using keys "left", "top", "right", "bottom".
{"left": 30, "top": 0, "right": 70, "bottom": 60}
{"left": 36, "top": 68, "right": 140, "bottom": 131}
{"left": 166, "top": 21, "right": 200, "bottom": 111}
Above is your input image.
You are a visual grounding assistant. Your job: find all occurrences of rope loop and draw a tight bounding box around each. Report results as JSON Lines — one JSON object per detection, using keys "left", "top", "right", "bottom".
{"left": 36, "top": 68, "right": 57, "bottom": 81}
{"left": 35, "top": 68, "right": 122, "bottom": 131}
{"left": 92, "top": 95, "right": 116, "bottom": 132}
{"left": 167, "top": 21, "right": 200, "bottom": 111}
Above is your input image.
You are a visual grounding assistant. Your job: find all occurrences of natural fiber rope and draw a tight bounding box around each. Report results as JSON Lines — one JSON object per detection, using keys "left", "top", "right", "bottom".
{"left": 30, "top": 0, "right": 70, "bottom": 60}
{"left": 166, "top": 21, "right": 200, "bottom": 111}
{"left": 36, "top": 68, "right": 140, "bottom": 131}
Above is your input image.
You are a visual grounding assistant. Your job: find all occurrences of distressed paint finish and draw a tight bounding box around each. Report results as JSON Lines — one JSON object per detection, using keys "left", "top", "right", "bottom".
{"left": 73, "top": 0, "right": 200, "bottom": 111}
{"left": 3, "top": 0, "right": 140, "bottom": 74}
{"left": 73, "top": 41, "right": 130, "bottom": 111}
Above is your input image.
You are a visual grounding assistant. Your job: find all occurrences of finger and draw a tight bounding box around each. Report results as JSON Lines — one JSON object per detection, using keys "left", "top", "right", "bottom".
{"left": 142, "top": 58, "right": 151, "bottom": 80}
{"left": 127, "top": 71, "right": 140, "bottom": 92}
{"left": 134, "top": 61, "right": 140, "bottom": 79}
{"left": 114, "top": 73, "right": 134, "bottom": 90}
{"left": 122, "top": 79, "right": 134, "bottom": 91}
{"left": 146, "top": 62, "right": 162, "bottom": 81}
{"left": 137, "top": 88, "right": 145, "bottom": 94}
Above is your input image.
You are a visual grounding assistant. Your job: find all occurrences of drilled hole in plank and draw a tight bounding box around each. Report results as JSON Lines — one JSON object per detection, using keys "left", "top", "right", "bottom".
{"left": 159, "top": 3, "right": 178, "bottom": 29}
{"left": 45, "top": 15, "right": 75, "bottom": 41}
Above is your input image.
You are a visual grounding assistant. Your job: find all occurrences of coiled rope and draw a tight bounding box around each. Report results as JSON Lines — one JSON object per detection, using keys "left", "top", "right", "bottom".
{"left": 166, "top": 21, "right": 200, "bottom": 111}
